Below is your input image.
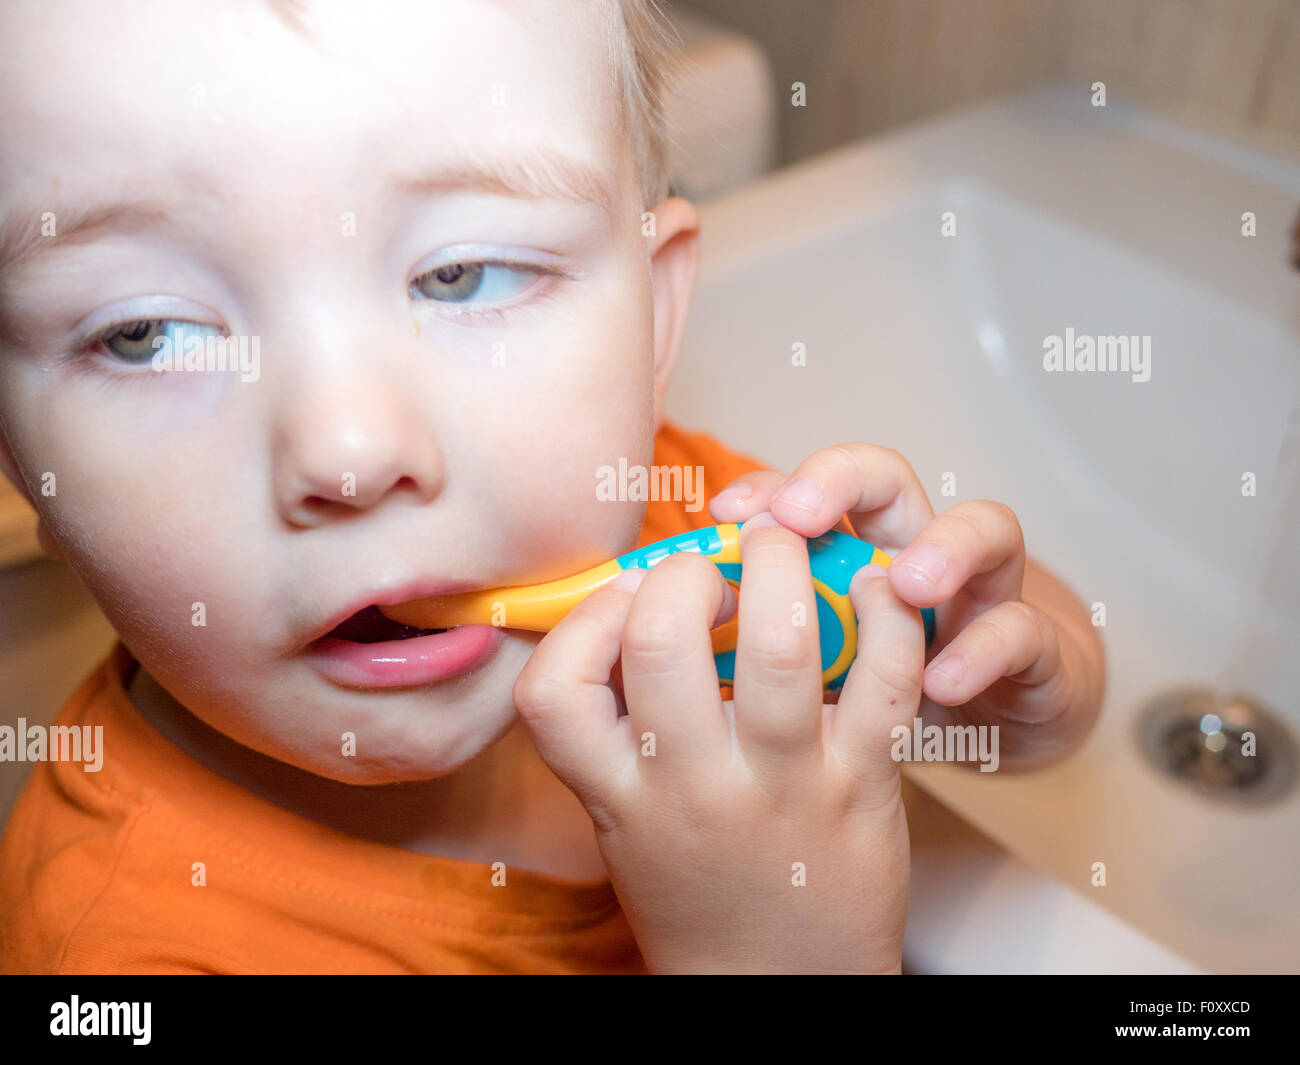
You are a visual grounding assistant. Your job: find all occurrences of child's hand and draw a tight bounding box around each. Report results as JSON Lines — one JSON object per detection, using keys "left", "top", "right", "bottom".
{"left": 513, "top": 516, "right": 922, "bottom": 974}
{"left": 710, "top": 443, "right": 1105, "bottom": 770}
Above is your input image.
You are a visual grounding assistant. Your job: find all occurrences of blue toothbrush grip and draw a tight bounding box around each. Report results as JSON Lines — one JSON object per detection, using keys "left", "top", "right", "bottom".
{"left": 616, "top": 524, "right": 936, "bottom": 691}
{"left": 712, "top": 605, "right": 936, "bottom": 690}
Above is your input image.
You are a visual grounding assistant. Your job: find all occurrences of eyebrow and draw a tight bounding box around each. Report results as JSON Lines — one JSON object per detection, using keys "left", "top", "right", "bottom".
{"left": 0, "top": 201, "right": 175, "bottom": 277}
{"left": 394, "top": 147, "right": 616, "bottom": 215}
{"left": 0, "top": 148, "right": 615, "bottom": 278}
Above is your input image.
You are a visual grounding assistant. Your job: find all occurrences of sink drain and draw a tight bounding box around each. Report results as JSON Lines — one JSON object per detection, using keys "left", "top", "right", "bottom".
{"left": 1137, "top": 688, "right": 1297, "bottom": 805}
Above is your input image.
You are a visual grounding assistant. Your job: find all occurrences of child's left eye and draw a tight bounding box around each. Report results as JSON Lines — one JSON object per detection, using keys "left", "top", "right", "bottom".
{"left": 409, "top": 261, "right": 542, "bottom": 304}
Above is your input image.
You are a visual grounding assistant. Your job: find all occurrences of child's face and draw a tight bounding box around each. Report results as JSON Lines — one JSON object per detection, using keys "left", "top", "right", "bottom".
{"left": 0, "top": 0, "right": 693, "bottom": 780}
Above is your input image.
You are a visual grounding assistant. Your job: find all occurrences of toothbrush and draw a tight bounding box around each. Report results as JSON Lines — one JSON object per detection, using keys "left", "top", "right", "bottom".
{"left": 379, "top": 523, "right": 936, "bottom": 691}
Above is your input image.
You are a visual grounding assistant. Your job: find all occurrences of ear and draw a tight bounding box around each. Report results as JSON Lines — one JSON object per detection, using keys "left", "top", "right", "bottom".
{"left": 646, "top": 196, "right": 701, "bottom": 434}
{"left": 0, "top": 425, "right": 66, "bottom": 563}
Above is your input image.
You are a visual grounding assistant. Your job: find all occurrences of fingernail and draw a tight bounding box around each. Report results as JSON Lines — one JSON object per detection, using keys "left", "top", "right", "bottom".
{"left": 771, "top": 476, "right": 822, "bottom": 513}
{"left": 714, "top": 580, "right": 739, "bottom": 626}
{"left": 895, "top": 543, "right": 947, "bottom": 585}
{"left": 849, "top": 564, "right": 889, "bottom": 594}
{"left": 715, "top": 479, "right": 752, "bottom": 501}
{"left": 741, "top": 511, "right": 780, "bottom": 533}
{"left": 927, "top": 655, "right": 966, "bottom": 687}
{"left": 612, "top": 567, "right": 649, "bottom": 592}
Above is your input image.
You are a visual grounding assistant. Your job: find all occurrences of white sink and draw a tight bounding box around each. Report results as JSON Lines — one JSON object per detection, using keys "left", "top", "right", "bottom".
{"left": 668, "top": 83, "right": 1300, "bottom": 974}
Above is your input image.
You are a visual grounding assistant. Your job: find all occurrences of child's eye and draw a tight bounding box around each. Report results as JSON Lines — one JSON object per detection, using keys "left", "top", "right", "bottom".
{"left": 94, "top": 319, "right": 223, "bottom": 363}
{"left": 409, "top": 261, "right": 543, "bottom": 304}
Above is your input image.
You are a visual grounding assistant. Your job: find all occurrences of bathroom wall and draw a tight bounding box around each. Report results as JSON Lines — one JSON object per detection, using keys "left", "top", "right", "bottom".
{"left": 0, "top": 558, "right": 117, "bottom": 823}
{"left": 677, "top": 0, "right": 1300, "bottom": 166}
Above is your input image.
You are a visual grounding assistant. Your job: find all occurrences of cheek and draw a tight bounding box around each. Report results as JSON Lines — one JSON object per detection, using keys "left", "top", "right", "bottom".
{"left": 54, "top": 487, "right": 252, "bottom": 663}
{"left": 17, "top": 387, "right": 255, "bottom": 653}
{"left": 478, "top": 287, "right": 657, "bottom": 569}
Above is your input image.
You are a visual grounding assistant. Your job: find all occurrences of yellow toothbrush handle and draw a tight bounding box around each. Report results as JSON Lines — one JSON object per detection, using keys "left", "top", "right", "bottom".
{"left": 380, "top": 559, "right": 626, "bottom": 631}
{"left": 380, "top": 522, "right": 932, "bottom": 693}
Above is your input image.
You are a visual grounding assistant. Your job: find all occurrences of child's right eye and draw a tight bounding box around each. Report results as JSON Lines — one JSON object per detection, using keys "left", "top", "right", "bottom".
{"left": 409, "top": 259, "right": 549, "bottom": 306}
{"left": 92, "top": 319, "right": 223, "bottom": 364}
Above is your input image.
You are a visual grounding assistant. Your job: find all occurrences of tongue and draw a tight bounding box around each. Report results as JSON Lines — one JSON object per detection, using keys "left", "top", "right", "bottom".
{"left": 327, "top": 605, "right": 447, "bottom": 644}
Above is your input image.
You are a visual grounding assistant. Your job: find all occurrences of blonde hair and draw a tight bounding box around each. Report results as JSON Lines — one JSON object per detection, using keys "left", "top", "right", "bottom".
{"left": 267, "top": 0, "right": 684, "bottom": 212}
{"left": 601, "top": 0, "right": 684, "bottom": 210}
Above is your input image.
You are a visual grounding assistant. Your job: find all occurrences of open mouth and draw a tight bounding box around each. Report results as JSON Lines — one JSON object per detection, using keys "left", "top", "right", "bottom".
{"left": 323, "top": 605, "right": 449, "bottom": 644}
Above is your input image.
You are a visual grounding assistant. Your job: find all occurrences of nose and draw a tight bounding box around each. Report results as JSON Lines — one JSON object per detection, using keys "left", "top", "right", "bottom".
{"left": 272, "top": 357, "right": 444, "bottom": 528}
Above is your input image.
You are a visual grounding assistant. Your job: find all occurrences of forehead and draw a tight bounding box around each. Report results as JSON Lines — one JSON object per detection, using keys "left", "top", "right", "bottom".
{"left": 0, "top": 0, "right": 625, "bottom": 208}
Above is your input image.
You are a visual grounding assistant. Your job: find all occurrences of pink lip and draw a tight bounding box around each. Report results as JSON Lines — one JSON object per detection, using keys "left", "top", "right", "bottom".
{"left": 309, "top": 625, "right": 505, "bottom": 689}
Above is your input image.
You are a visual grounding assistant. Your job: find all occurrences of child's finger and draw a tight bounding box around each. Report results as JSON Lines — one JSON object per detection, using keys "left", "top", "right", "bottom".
{"left": 888, "top": 499, "right": 1026, "bottom": 611}
{"left": 512, "top": 570, "right": 648, "bottom": 819}
{"left": 766, "top": 442, "right": 935, "bottom": 551}
{"left": 620, "top": 551, "right": 738, "bottom": 781}
{"left": 707, "top": 469, "right": 788, "bottom": 523}
{"left": 922, "top": 600, "right": 1062, "bottom": 716}
{"left": 832, "top": 564, "right": 926, "bottom": 786}
{"left": 730, "top": 513, "right": 825, "bottom": 782}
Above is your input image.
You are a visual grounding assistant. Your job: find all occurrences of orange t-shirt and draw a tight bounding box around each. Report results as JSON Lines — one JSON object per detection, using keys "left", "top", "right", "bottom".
{"left": 0, "top": 420, "right": 773, "bottom": 974}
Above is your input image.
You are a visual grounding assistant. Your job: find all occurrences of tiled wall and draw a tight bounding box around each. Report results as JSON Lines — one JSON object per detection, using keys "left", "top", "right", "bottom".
{"left": 679, "top": 0, "right": 1300, "bottom": 165}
